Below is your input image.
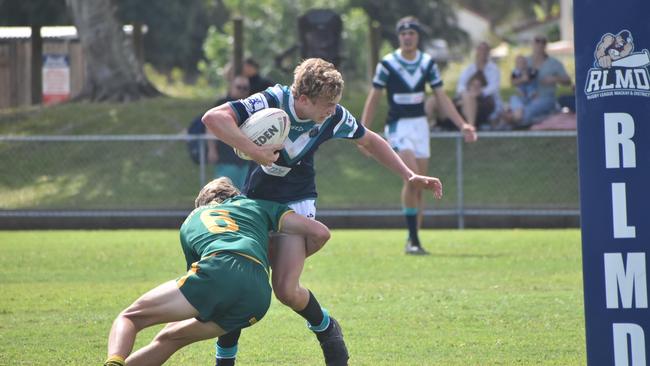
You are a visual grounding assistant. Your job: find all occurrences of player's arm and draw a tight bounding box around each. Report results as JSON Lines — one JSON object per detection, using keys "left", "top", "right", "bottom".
{"left": 433, "top": 87, "right": 477, "bottom": 143}
{"left": 360, "top": 87, "right": 383, "bottom": 129}
{"left": 279, "top": 212, "right": 331, "bottom": 257}
{"left": 354, "top": 130, "right": 443, "bottom": 199}
{"left": 202, "top": 104, "right": 281, "bottom": 166}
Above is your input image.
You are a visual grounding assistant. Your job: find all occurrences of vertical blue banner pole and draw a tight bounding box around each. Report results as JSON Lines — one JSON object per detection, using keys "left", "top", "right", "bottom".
{"left": 575, "top": 0, "right": 650, "bottom": 364}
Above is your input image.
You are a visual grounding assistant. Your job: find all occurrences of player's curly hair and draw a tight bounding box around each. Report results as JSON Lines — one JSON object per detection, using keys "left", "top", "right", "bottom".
{"left": 291, "top": 58, "right": 343, "bottom": 102}
{"left": 195, "top": 177, "right": 240, "bottom": 207}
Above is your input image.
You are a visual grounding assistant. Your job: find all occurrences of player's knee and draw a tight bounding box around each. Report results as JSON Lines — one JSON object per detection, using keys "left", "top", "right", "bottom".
{"left": 119, "top": 303, "right": 152, "bottom": 330}
{"left": 314, "top": 225, "right": 330, "bottom": 249}
{"left": 272, "top": 283, "right": 299, "bottom": 306}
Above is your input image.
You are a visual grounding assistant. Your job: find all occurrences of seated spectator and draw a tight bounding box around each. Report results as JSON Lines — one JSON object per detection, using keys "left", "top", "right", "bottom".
{"left": 506, "top": 35, "right": 572, "bottom": 128}
{"left": 454, "top": 42, "right": 501, "bottom": 130}
{"left": 435, "top": 71, "right": 492, "bottom": 131}
{"left": 509, "top": 54, "right": 538, "bottom": 110}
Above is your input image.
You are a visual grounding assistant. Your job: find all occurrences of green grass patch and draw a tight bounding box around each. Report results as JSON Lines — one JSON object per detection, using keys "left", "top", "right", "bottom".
{"left": 0, "top": 229, "right": 585, "bottom": 365}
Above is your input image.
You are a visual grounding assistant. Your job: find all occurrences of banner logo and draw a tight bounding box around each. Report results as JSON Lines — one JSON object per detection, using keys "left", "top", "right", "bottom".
{"left": 585, "top": 30, "right": 650, "bottom": 99}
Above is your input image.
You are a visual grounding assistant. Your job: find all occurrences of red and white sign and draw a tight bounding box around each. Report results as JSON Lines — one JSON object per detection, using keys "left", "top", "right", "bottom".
{"left": 42, "top": 54, "right": 70, "bottom": 105}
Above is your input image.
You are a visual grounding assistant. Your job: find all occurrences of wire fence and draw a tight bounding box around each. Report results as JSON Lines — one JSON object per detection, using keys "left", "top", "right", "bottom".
{"left": 0, "top": 131, "right": 579, "bottom": 227}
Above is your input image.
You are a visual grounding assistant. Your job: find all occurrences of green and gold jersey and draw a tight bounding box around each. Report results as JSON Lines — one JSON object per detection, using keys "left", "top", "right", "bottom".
{"left": 179, "top": 195, "right": 292, "bottom": 270}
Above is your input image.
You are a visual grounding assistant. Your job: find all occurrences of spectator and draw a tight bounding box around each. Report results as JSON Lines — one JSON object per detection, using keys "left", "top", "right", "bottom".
{"left": 207, "top": 75, "right": 252, "bottom": 188}
{"left": 454, "top": 42, "right": 501, "bottom": 130}
{"left": 187, "top": 76, "right": 251, "bottom": 188}
{"left": 511, "top": 55, "right": 538, "bottom": 104}
{"left": 508, "top": 35, "right": 572, "bottom": 128}
{"left": 501, "top": 55, "right": 539, "bottom": 125}
{"left": 243, "top": 57, "right": 274, "bottom": 94}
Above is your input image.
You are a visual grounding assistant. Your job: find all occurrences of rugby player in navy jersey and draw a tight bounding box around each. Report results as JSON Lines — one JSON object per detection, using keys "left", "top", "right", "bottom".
{"left": 197, "top": 57, "right": 443, "bottom": 366}
{"left": 361, "top": 16, "right": 477, "bottom": 256}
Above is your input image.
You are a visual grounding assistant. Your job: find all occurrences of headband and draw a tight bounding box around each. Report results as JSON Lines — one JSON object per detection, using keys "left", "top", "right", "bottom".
{"left": 396, "top": 22, "right": 421, "bottom": 34}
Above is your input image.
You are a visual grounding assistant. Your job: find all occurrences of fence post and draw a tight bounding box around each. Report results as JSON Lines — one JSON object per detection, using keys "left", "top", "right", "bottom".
{"left": 456, "top": 134, "right": 464, "bottom": 229}
{"left": 198, "top": 137, "right": 206, "bottom": 187}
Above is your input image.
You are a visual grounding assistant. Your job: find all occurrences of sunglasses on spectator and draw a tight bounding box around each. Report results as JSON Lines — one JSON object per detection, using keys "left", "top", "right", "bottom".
{"left": 234, "top": 85, "right": 249, "bottom": 90}
{"left": 534, "top": 38, "right": 547, "bottom": 44}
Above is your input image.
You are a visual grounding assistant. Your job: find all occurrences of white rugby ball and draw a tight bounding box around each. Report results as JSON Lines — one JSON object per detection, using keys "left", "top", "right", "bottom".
{"left": 234, "top": 108, "right": 291, "bottom": 160}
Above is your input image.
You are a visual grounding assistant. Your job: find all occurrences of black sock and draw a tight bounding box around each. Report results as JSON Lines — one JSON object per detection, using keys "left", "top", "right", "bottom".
{"left": 296, "top": 290, "right": 324, "bottom": 327}
{"left": 218, "top": 330, "right": 240, "bottom": 348}
{"left": 405, "top": 212, "right": 420, "bottom": 246}
{"left": 216, "top": 359, "right": 234, "bottom": 366}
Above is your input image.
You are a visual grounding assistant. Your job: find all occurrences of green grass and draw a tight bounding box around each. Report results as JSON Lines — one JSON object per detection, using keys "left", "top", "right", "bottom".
{"left": 0, "top": 229, "right": 585, "bottom": 365}
{"left": 0, "top": 96, "right": 578, "bottom": 211}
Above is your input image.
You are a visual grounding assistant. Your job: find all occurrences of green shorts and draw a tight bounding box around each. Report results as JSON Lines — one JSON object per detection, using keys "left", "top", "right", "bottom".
{"left": 177, "top": 252, "right": 271, "bottom": 332}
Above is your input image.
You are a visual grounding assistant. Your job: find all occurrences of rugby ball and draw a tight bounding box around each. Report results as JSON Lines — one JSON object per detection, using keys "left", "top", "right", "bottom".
{"left": 234, "top": 108, "right": 291, "bottom": 160}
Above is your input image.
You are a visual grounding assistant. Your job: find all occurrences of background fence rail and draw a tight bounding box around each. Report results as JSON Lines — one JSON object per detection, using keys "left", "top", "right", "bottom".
{"left": 0, "top": 131, "right": 579, "bottom": 228}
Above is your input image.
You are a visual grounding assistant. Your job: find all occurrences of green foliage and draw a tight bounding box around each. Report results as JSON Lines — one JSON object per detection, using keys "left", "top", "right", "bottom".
{"left": 115, "top": 0, "right": 229, "bottom": 78}
{"left": 0, "top": 0, "right": 69, "bottom": 26}
{"left": 456, "top": 0, "right": 560, "bottom": 27}
{"left": 0, "top": 229, "right": 585, "bottom": 365}
{"left": 350, "top": 0, "right": 469, "bottom": 50}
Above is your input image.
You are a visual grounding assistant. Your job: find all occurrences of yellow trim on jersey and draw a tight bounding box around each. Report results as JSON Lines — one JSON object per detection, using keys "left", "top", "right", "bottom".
{"left": 176, "top": 262, "right": 199, "bottom": 288}
{"left": 277, "top": 209, "right": 295, "bottom": 232}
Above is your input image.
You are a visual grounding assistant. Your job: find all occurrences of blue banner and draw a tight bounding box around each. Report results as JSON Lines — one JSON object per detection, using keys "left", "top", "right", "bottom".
{"left": 575, "top": 0, "right": 650, "bottom": 365}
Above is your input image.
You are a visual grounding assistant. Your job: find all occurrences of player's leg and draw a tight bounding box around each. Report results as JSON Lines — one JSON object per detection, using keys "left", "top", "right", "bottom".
{"left": 271, "top": 233, "right": 349, "bottom": 365}
{"left": 406, "top": 116, "right": 432, "bottom": 255}
{"left": 215, "top": 330, "right": 241, "bottom": 366}
{"left": 104, "top": 280, "right": 200, "bottom": 366}
{"left": 399, "top": 149, "right": 427, "bottom": 254}
{"left": 126, "top": 318, "right": 225, "bottom": 366}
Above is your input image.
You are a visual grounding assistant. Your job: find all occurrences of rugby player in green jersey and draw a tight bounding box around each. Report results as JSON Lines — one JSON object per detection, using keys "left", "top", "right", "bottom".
{"left": 103, "top": 177, "right": 330, "bottom": 366}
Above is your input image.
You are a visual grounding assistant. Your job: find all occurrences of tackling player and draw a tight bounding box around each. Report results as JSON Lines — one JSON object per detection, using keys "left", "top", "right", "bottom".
{"left": 103, "top": 177, "right": 330, "bottom": 366}
{"left": 361, "top": 16, "right": 477, "bottom": 255}
{"left": 199, "top": 57, "right": 444, "bottom": 366}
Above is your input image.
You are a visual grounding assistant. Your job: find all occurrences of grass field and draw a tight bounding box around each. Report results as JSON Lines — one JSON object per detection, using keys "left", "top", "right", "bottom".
{"left": 0, "top": 229, "right": 585, "bottom": 365}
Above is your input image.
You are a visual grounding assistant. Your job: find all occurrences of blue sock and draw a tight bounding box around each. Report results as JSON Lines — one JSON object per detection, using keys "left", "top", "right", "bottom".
{"left": 403, "top": 207, "right": 420, "bottom": 246}
{"left": 216, "top": 343, "right": 238, "bottom": 366}
{"left": 307, "top": 307, "right": 330, "bottom": 333}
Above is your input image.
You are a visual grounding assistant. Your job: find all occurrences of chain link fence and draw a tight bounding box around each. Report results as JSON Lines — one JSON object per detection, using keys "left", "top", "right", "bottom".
{"left": 0, "top": 131, "right": 578, "bottom": 228}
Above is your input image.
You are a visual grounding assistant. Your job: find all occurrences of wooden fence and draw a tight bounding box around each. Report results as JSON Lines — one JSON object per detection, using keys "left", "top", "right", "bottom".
{"left": 0, "top": 39, "right": 84, "bottom": 109}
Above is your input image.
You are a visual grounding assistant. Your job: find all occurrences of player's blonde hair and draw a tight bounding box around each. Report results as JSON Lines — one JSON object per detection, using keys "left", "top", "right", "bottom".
{"left": 291, "top": 58, "right": 343, "bottom": 102}
{"left": 194, "top": 177, "right": 241, "bottom": 207}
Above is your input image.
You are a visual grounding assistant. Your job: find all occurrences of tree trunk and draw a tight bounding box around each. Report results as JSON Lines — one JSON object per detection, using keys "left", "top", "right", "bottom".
{"left": 66, "top": 0, "right": 159, "bottom": 102}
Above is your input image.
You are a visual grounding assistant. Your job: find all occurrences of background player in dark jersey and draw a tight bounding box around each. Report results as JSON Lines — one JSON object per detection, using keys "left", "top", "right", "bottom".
{"left": 201, "top": 58, "right": 444, "bottom": 366}
{"left": 102, "top": 177, "right": 330, "bottom": 366}
{"left": 361, "top": 16, "right": 477, "bottom": 255}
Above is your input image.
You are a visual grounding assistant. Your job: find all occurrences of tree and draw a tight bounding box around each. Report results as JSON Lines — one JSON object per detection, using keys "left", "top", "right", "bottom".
{"left": 116, "top": 0, "right": 229, "bottom": 81}
{"left": 457, "top": 0, "right": 560, "bottom": 27}
{"left": 0, "top": 0, "right": 69, "bottom": 104}
{"left": 66, "top": 0, "right": 159, "bottom": 102}
{"left": 350, "top": 0, "right": 468, "bottom": 49}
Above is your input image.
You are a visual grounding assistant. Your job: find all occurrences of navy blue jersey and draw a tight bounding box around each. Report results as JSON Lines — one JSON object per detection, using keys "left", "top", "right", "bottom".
{"left": 228, "top": 85, "right": 366, "bottom": 203}
{"left": 372, "top": 50, "right": 443, "bottom": 125}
